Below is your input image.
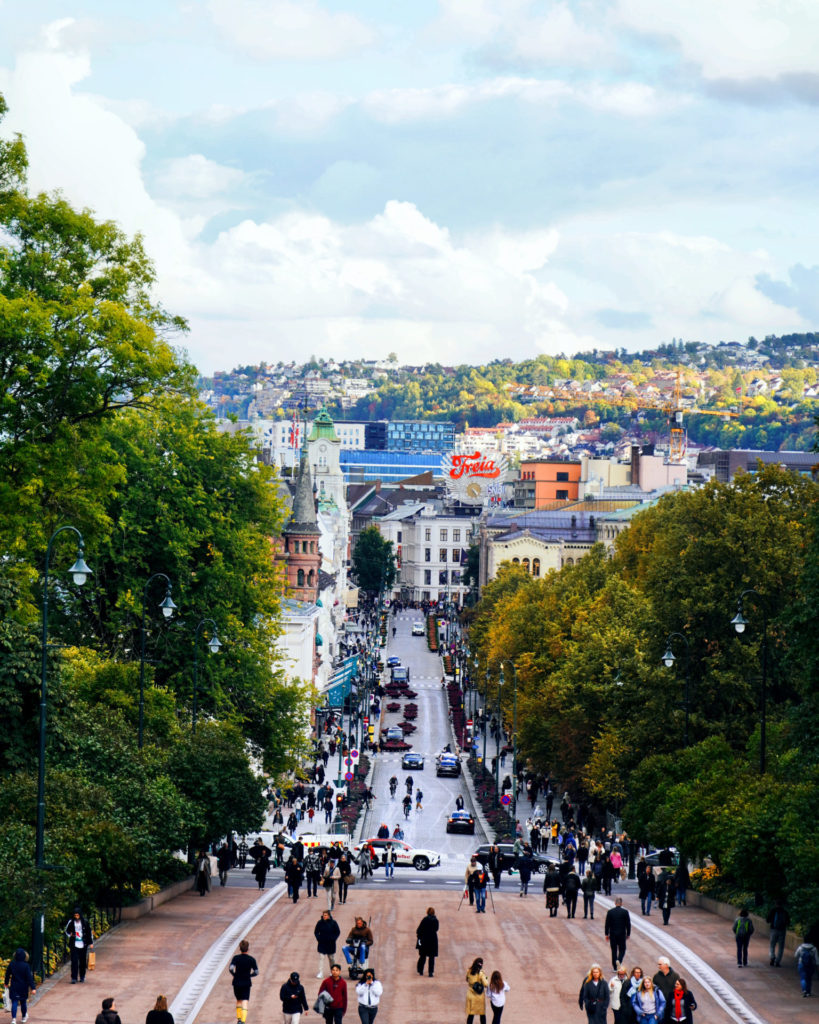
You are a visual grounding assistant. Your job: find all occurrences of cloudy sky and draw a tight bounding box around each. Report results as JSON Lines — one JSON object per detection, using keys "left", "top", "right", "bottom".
{"left": 1, "top": 1, "right": 818, "bottom": 374}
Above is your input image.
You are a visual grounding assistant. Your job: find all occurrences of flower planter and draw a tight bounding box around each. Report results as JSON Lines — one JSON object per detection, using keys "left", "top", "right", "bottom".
{"left": 386, "top": 702, "right": 401, "bottom": 713}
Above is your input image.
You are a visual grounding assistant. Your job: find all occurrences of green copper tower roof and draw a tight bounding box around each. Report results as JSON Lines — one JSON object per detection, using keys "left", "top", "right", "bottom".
{"left": 308, "top": 407, "right": 339, "bottom": 443}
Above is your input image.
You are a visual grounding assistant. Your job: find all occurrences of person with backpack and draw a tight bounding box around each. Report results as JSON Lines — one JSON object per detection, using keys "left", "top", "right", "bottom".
{"left": 766, "top": 902, "right": 790, "bottom": 967}
{"left": 473, "top": 865, "right": 489, "bottom": 913}
{"left": 733, "top": 908, "right": 754, "bottom": 967}
{"left": 795, "top": 939, "right": 818, "bottom": 997}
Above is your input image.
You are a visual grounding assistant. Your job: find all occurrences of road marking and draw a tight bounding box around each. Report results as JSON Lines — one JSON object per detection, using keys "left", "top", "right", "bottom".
{"left": 168, "top": 883, "right": 287, "bottom": 1024}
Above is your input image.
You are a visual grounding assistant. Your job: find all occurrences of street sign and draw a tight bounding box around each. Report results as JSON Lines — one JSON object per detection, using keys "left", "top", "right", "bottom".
{"left": 351, "top": 749, "right": 359, "bottom": 758}
{"left": 467, "top": 719, "right": 473, "bottom": 727}
{"left": 501, "top": 794, "right": 511, "bottom": 806}
{"left": 344, "top": 757, "right": 353, "bottom": 766}
{"left": 363, "top": 717, "right": 369, "bottom": 725}
{"left": 344, "top": 772, "right": 354, "bottom": 781}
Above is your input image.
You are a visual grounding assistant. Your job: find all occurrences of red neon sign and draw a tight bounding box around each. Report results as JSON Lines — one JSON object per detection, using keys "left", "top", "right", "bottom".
{"left": 448, "top": 452, "right": 501, "bottom": 480}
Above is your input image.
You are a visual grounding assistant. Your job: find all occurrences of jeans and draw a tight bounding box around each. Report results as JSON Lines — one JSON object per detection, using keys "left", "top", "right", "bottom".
{"left": 641, "top": 893, "right": 653, "bottom": 915}
{"left": 307, "top": 873, "right": 320, "bottom": 897}
{"left": 357, "top": 1006, "right": 378, "bottom": 1024}
{"left": 769, "top": 929, "right": 785, "bottom": 965}
{"left": 475, "top": 887, "right": 487, "bottom": 912}
{"left": 676, "top": 884, "right": 687, "bottom": 905}
{"left": 385, "top": 861, "right": 394, "bottom": 877}
{"left": 10, "top": 996, "right": 28, "bottom": 1020}
{"left": 583, "top": 894, "right": 595, "bottom": 918}
{"left": 799, "top": 960, "right": 815, "bottom": 995}
{"left": 344, "top": 943, "right": 368, "bottom": 965}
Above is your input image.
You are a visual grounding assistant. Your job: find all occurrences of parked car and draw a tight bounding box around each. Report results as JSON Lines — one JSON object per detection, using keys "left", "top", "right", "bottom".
{"left": 351, "top": 838, "right": 440, "bottom": 871}
{"left": 436, "top": 753, "right": 461, "bottom": 777}
{"left": 644, "top": 847, "right": 679, "bottom": 868}
{"left": 411, "top": 621, "right": 425, "bottom": 636}
{"left": 472, "top": 843, "right": 556, "bottom": 874}
{"left": 446, "top": 809, "right": 475, "bottom": 835}
{"left": 402, "top": 752, "right": 425, "bottom": 770}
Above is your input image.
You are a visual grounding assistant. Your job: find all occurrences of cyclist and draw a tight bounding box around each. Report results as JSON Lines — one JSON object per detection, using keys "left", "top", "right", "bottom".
{"left": 402, "top": 795, "right": 412, "bottom": 820}
{"left": 389, "top": 776, "right": 397, "bottom": 798}
{"left": 405, "top": 776, "right": 414, "bottom": 795}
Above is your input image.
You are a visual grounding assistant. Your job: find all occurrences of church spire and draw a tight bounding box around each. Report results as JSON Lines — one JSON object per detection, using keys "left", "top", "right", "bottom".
{"left": 286, "top": 447, "right": 320, "bottom": 535}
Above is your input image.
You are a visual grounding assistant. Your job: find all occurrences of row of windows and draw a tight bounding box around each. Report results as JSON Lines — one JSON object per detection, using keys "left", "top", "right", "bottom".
{"left": 424, "top": 548, "right": 462, "bottom": 562}
{"left": 285, "top": 538, "right": 317, "bottom": 554}
{"left": 296, "top": 569, "right": 316, "bottom": 587}
{"left": 511, "top": 557, "right": 541, "bottom": 577}
{"left": 423, "top": 570, "right": 461, "bottom": 585}
{"left": 424, "top": 528, "right": 461, "bottom": 542}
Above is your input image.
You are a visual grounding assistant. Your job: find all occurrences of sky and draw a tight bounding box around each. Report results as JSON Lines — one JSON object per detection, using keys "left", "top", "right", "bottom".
{"left": 1, "top": 1, "right": 819, "bottom": 375}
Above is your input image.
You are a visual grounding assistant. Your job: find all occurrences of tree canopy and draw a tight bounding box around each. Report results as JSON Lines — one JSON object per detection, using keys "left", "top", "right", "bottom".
{"left": 352, "top": 526, "right": 397, "bottom": 594}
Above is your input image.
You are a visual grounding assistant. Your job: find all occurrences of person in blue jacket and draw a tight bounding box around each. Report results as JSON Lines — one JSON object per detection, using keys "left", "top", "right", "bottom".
{"left": 4, "top": 948, "right": 36, "bottom": 1024}
{"left": 631, "top": 976, "right": 666, "bottom": 1024}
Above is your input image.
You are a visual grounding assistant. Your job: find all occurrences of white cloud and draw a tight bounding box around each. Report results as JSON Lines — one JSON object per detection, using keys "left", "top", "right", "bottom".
{"left": 616, "top": 0, "right": 819, "bottom": 81}
{"left": 156, "top": 154, "right": 246, "bottom": 200}
{"left": 207, "top": 0, "right": 375, "bottom": 61}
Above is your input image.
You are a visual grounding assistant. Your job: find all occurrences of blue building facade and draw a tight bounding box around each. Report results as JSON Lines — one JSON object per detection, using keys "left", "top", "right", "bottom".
{"left": 340, "top": 450, "right": 443, "bottom": 483}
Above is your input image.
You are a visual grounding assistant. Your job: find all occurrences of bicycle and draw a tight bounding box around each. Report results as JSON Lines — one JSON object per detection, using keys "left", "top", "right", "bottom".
{"left": 403, "top": 800, "right": 412, "bottom": 820}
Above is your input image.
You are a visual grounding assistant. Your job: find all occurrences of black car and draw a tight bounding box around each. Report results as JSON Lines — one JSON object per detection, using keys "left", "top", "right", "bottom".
{"left": 446, "top": 810, "right": 475, "bottom": 835}
{"left": 473, "top": 843, "right": 555, "bottom": 874}
{"left": 436, "top": 754, "right": 461, "bottom": 777}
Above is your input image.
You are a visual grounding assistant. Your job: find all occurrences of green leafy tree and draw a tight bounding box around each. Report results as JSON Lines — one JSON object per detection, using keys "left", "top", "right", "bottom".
{"left": 352, "top": 526, "right": 396, "bottom": 594}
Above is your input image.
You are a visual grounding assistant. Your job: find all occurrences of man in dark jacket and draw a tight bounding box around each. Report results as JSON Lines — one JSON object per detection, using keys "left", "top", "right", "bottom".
{"left": 217, "top": 844, "right": 232, "bottom": 886}
{"left": 653, "top": 957, "right": 679, "bottom": 1020}
{"left": 4, "top": 948, "right": 36, "bottom": 1023}
{"left": 64, "top": 907, "right": 94, "bottom": 984}
{"left": 415, "top": 906, "right": 439, "bottom": 977}
{"left": 657, "top": 870, "right": 676, "bottom": 926}
{"left": 563, "top": 867, "right": 581, "bottom": 918}
{"left": 315, "top": 910, "right": 341, "bottom": 979}
{"left": 604, "top": 898, "right": 632, "bottom": 969}
{"left": 279, "top": 972, "right": 308, "bottom": 1018}
{"left": 94, "top": 998, "right": 121, "bottom": 1024}
{"left": 767, "top": 902, "right": 790, "bottom": 967}
{"left": 285, "top": 857, "right": 304, "bottom": 903}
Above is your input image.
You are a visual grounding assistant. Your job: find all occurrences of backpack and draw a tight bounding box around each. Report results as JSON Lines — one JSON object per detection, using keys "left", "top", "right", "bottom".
{"left": 736, "top": 917, "right": 751, "bottom": 936}
{"left": 799, "top": 946, "right": 815, "bottom": 968}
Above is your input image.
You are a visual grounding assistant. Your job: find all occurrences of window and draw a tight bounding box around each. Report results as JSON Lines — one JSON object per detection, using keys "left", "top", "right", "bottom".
{"left": 533, "top": 558, "right": 541, "bottom": 577}
{"left": 439, "top": 549, "right": 447, "bottom": 561}
{"left": 425, "top": 548, "right": 431, "bottom": 562}
{"left": 424, "top": 570, "right": 431, "bottom": 585}
{"left": 308, "top": 569, "right": 315, "bottom": 586}
{"left": 556, "top": 490, "right": 569, "bottom": 500}
{"left": 439, "top": 570, "right": 448, "bottom": 585}
{"left": 422, "top": 590, "right": 430, "bottom": 601}
{"left": 512, "top": 557, "right": 520, "bottom": 564}
{"left": 310, "top": 541, "right": 315, "bottom": 553}
{"left": 397, "top": 531, "right": 402, "bottom": 543}
{"left": 452, "top": 549, "right": 460, "bottom": 563}
{"left": 523, "top": 558, "right": 530, "bottom": 572}
{"left": 425, "top": 528, "right": 431, "bottom": 541}
{"left": 453, "top": 529, "right": 461, "bottom": 542}
{"left": 440, "top": 529, "right": 448, "bottom": 541}
{"left": 297, "top": 569, "right": 305, "bottom": 587}
{"left": 557, "top": 471, "right": 569, "bottom": 482}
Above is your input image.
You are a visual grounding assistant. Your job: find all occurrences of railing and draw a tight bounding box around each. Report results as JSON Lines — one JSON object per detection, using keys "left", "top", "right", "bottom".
{"left": 41, "top": 905, "right": 122, "bottom": 980}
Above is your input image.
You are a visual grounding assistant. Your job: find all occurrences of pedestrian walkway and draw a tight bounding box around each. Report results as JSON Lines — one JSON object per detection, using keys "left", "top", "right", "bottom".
{"left": 27, "top": 877, "right": 815, "bottom": 1024}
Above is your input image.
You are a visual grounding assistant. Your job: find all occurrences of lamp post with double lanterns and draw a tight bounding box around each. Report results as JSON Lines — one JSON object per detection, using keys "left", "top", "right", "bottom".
{"left": 34, "top": 525, "right": 92, "bottom": 978}
{"left": 730, "top": 589, "right": 769, "bottom": 774}
{"left": 661, "top": 632, "right": 691, "bottom": 748}
{"left": 192, "top": 618, "right": 222, "bottom": 734}
{"left": 138, "top": 573, "right": 177, "bottom": 749}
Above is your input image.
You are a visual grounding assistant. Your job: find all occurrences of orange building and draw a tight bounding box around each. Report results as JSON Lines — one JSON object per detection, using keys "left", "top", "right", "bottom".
{"left": 515, "top": 459, "right": 581, "bottom": 508}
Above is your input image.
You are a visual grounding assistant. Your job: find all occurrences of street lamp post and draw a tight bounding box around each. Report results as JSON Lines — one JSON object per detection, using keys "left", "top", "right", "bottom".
{"left": 661, "top": 632, "right": 691, "bottom": 748}
{"left": 500, "top": 661, "right": 519, "bottom": 824}
{"left": 192, "top": 618, "right": 222, "bottom": 734}
{"left": 482, "top": 669, "right": 489, "bottom": 769}
{"left": 138, "top": 573, "right": 177, "bottom": 749}
{"left": 494, "top": 672, "right": 502, "bottom": 808}
{"left": 731, "top": 589, "right": 769, "bottom": 774}
{"left": 34, "top": 525, "right": 92, "bottom": 977}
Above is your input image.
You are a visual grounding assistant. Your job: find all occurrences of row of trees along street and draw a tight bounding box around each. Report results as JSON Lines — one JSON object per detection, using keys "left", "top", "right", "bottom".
{"left": 466, "top": 461, "right": 819, "bottom": 930}
{"left": 0, "top": 96, "right": 310, "bottom": 967}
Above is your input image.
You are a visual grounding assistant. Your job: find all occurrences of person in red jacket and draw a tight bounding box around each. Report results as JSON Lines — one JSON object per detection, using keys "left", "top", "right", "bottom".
{"left": 318, "top": 963, "right": 347, "bottom": 1023}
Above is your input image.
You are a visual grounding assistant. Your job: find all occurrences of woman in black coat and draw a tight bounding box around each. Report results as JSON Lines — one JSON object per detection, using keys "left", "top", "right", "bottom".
{"left": 416, "top": 907, "right": 439, "bottom": 978}
{"left": 578, "top": 964, "right": 609, "bottom": 1024}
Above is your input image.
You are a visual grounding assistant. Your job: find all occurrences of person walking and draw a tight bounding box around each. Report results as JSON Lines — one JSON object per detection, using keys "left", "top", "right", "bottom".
{"left": 766, "top": 902, "right": 790, "bottom": 967}
{"left": 465, "top": 857, "right": 480, "bottom": 907}
{"left": 63, "top": 907, "right": 94, "bottom": 984}
{"left": 473, "top": 864, "right": 489, "bottom": 914}
{"left": 517, "top": 848, "right": 534, "bottom": 897}
{"left": 252, "top": 849, "right": 271, "bottom": 890}
{"left": 194, "top": 851, "right": 212, "bottom": 896}
{"left": 145, "top": 995, "right": 174, "bottom": 1024}
{"left": 355, "top": 970, "right": 382, "bottom": 1024}
{"left": 581, "top": 869, "right": 598, "bottom": 920}
{"left": 95, "top": 998, "right": 122, "bottom": 1024}
{"left": 465, "top": 957, "right": 489, "bottom": 1024}
{"left": 631, "top": 978, "right": 665, "bottom": 1024}
{"left": 217, "top": 844, "right": 232, "bottom": 886}
{"left": 324, "top": 858, "right": 341, "bottom": 911}
{"left": 488, "top": 846, "right": 502, "bottom": 890}
{"left": 639, "top": 867, "right": 655, "bottom": 916}
{"left": 605, "top": 898, "right": 632, "bottom": 970}
{"left": 285, "top": 856, "right": 305, "bottom": 904}
{"left": 652, "top": 958, "right": 679, "bottom": 1013}
{"left": 337, "top": 852, "right": 353, "bottom": 905}
{"left": 563, "top": 866, "right": 581, "bottom": 918}
{"left": 543, "top": 863, "right": 561, "bottom": 917}
{"left": 578, "top": 964, "right": 609, "bottom": 1024}
{"left": 668, "top": 978, "right": 697, "bottom": 1023}
{"left": 318, "top": 963, "right": 347, "bottom": 1024}
{"left": 305, "top": 849, "right": 323, "bottom": 899}
{"left": 279, "top": 971, "right": 308, "bottom": 1024}
{"left": 608, "top": 964, "right": 629, "bottom": 1024}
{"left": 229, "top": 940, "right": 259, "bottom": 1023}
{"left": 4, "top": 949, "right": 35, "bottom": 1024}
{"left": 657, "top": 870, "right": 675, "bottom": 926}
{"left": 674, "top": 862, "right": 690, "bottom": 906}
{"left": 733, "top": 908, "right": 754, "bottom": 967}
{"left": 487, "top": 971, "right": 510, "bottom": 1024}
{"left": 384, "top": 843, "right": 396, "bottom": 879}
{"left": 795, "top": 938, "right": 818, "bottom": 997}
{"left": 315, "top": 910, "right": 341, "bottom": 979}
{"left": 415, "top": 907, "right": 438, "bottom": 977}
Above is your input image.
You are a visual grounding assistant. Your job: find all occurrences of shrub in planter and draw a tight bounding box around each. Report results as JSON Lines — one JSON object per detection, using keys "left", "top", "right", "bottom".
{"left": 401, "top": 721, "right": 416, "bottom": 734}
{"left": 381, "top": 739, "right": 411, "bottom": 751}
{"left": 403, "top": 690, "right": 417, "bottom": 699}
{"left": 386, "top": 702, "right": 401, "bottom": 713}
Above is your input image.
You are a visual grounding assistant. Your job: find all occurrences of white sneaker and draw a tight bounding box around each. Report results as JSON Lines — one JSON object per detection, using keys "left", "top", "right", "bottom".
{"left": 22, "top": 1016, "right": 28, "bottom": 1022}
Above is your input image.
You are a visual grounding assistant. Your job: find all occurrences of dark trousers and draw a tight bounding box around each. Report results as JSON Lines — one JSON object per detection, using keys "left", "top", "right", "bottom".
{"left": 324, "top": 1009, "right": 344, "bottom": 1024}
{"left": 357, "top": 1006, "right": 378, "bottom": 1024}
{"left": 70, "top": 945, "right": 88, "bottom": 981}
{"left": 466, "top": 1017, "right": 486, "bottom": 1024}
{"left": 662, "top": 905, "right": 672, "bottom": 925}
{"left": 491, "top": 1006, "right": 504, "bottom": 1024}
{"left": 565, "top": 892, "right": 578, "bottom": 917}
{"left": 583, "top": 894, "right": 595, "bottom": 918}
{"left": 736, "top": 934, "right": 750, "bottom": 966}
{"left": 417, "top": 953, "right": 435, "bottom": 976}
{"left": 307, "top": 872, "right": 320, "bottom": 897}
{"left": 609, "top": 935, "right": 627, "bottom": 969}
